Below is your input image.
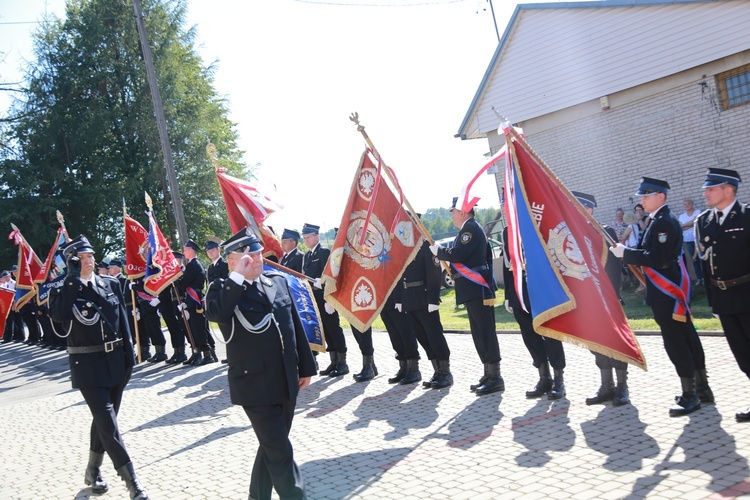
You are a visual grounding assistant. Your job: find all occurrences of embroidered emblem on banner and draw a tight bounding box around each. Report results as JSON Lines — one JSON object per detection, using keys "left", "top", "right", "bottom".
{"left": 351, "top": 277, "right": 377, "bottom": 311}
{"left": 345, "top": 210, "right": 392, "bottom": 271}
{"left": 356, "top": 167, "right": 378, "bottom": 201}
{"left": 547, "top": 222, "right": 591, "bottom": 281}
{"left": 658, "top": 232, "right": 668, "bottom": 243}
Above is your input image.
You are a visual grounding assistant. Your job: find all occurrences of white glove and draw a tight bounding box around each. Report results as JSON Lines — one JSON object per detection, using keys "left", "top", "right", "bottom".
{"left": 428, "top": 304, "right": 439, "bottom": 313}
{"left": 134, "top": 309, "right": 141, "bottom": 321}
{"left": 149, "top": 298, "right": 160, "bottom": 307}
{"left": 713, "top": 313, "right": 720, "bottom": 319}
{"left": 395, "top": 303, "right": 402, "bottom": 312}
{"left": 324, "top": 302, "right": 335, "bottom": 315}
{"left": 184, "top": 310, "right": 190, "bottom": 320}
{"left": 429, "top": 243, "right": 440, "bottom": 256}
{"left": 313, "top": 278, "right": 322, "bottom": 289}
{"left": 504, "top": 300, "right": 513, "bottom": 314}
{"left": 129, "top": 281, "right": 136, "bottom": 290}
{"left": 177, "top": 302, "right": 187, "bottom": 311}
{"left": 609, "top": 243, "right": 626, "bottom": 259}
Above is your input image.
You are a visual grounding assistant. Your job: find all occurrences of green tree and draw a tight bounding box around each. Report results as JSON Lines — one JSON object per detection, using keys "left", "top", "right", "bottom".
{"left": 0, "top": 0, "right": 247, "bottom": 264}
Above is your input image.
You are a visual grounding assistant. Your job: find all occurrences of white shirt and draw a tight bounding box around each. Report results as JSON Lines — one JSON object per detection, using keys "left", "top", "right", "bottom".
{"left": 678, "top": 209, "right": 699, "bottom": 242}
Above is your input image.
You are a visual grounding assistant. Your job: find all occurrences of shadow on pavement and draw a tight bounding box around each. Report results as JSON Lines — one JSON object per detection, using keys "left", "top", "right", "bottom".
{"left": 512, "top": 398, "right": 575, "bottom": 467}
{"left": 427, "top": 393, "right": 503, "bottom": 449}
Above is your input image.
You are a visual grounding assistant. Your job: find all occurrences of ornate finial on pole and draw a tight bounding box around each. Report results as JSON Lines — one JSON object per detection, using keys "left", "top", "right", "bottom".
{"left": 56, "top": 210, "right": 64, "bottom": 225}
{"left": 145, "top": 191, "right": 153, "bottom": 211}
{"left": 349, "top": 112, "right": 364, "bottom": 132}
{"left": 206, "top": 140, "right": 219, "bottom": 171}
{"left": 10, "top": 223, "right": 18, "bottom": 231}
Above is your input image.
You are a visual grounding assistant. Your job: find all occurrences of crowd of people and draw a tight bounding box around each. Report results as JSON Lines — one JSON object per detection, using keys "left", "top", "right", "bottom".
{"left": 2, "top": 167, "right": 748, "bottom": 500}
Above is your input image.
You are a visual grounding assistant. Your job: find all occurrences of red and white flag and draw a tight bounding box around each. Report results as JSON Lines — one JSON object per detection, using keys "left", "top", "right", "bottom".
{"left": 124, "top": 214, "right": 150, "bottom": 279}
{"left": 143, "top": 211, "right": 183, "bottom": 296}
{"left": 8, "top": 228, "right": 42, "bottom": 310}
{"left": 322, "top": 150, "right": 423, "bottom": 332}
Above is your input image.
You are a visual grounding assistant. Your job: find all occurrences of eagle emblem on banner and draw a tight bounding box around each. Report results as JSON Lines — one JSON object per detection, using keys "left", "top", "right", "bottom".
{"left": 547, "top": 222, "right": 591, "bottom": 281}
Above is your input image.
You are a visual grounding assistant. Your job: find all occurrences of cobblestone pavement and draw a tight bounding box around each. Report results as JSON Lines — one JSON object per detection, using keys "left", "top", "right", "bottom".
{"left": 1, "top": 330, "right": 749, "bottom": 500}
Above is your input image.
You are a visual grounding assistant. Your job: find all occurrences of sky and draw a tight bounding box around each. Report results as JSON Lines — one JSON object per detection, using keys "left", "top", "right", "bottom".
{"left": 0, "top": 0, "right": 574, "bottom": 236}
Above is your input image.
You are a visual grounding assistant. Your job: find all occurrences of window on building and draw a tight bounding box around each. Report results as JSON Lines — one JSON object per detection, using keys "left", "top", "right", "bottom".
{"left": 717, "top": 64, "right": 750, "bottom": 110}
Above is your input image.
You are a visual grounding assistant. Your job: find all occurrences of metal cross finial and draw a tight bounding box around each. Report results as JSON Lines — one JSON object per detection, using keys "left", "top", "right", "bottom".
{"left": 145, "top": 191, "right": 153, "bottom": 210}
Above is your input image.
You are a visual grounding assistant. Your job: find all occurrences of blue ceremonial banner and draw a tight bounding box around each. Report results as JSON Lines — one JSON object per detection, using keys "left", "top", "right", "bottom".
{"left": 263, "top": 264, "right": 325, "bottom": 352}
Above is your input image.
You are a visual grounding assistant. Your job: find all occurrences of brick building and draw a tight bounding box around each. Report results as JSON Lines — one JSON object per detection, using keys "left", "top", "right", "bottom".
{"left": 457, "top": 0, "right": 750, "bottom": 224}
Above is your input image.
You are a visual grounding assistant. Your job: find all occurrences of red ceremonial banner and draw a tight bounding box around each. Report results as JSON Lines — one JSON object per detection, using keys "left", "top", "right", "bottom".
{"left": 143, "top": 211, "right": 183, "bottom": 296}
{"left": 0, "top": 288, "right": 14, "bottom": 338}
{"left": 9, "top": 229, "right": 42, "bottom": 310}
{"left": 35, "top": 227, "right": 65, "bottom": 284}
{"left": 322, "top": 150, "right": 423, "bottom": 332}
{"left": 504, "top": 130, "right": 646, "bottom": 369}
{"left": 124, "top": 214, "right": 149, "bottom": 279}
{"left": 215, "top": 170, "right": 283, "bottom": 260}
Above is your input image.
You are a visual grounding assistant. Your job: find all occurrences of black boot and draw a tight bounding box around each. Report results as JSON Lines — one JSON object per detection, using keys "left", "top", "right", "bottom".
{"left": 470, "top": 364, "right": 489, "bottom": 392}
{"left": 116, "top": 462, "right": 148, "bottom": 500}
{"left": 148, "top": 345, "right": 168, "bottom": 363}
{"left": 613, "top": 368, "right": 630, "bottom": 406}
{"left": 389, "top": 359, "right": 407, "bottom": 384}
{"left": 198, "top": 347, "right": 216, "bottom": 365}
{"left": 548, "top": 368, "right": 565, "bottom": 400}
{"left": 139, "top": 346, "right": 152, "bottom": 362}
{"left": 166, "top": 346, "right": 187, "bottom": 365}
{"left": 475, "top": 363, "right": 505, "bottom": 395}
{"left": 431, "top": 360, "right": 454, "bottom": 389}
{"left": 423, "top": 360, "right": 439, "bottom": 388}
{"left": 330, "top": 352, "right": 350, "bottom": 377}
{"left": 399, "top": 359, "right": 421, "bottom": 385}
{"left": 585, "top": 369, "right": 615, "bottom": 405}
{"left": 84, "top": 451, "right": 108, "bottom": 494}
{"left": 525, "top": 363, "right": 553, "bottom": 398}
{"left": 210, "top": 347, "right": 219, "bottom": 362}
{"left": 695, "top": 369, "right": 714, "bottom": 403}
{"left": 319, "top": 351, "right": 337, "bottom": 376}
{"left": 184, "top": 349, "right": 203, "bottom": 367}
{"left": 669, "top": 377, "right": 701, "bottom": 416}
{"left": 353, "top": 355, "right": 377, "bottom": 382}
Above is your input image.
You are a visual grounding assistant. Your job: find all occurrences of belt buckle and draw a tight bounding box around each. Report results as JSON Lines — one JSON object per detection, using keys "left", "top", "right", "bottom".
{"left": 717, "top": 280, "right": 727, "bottom": 291}
{"left": 105, "top": 341, "right": 115, "bottom": 353}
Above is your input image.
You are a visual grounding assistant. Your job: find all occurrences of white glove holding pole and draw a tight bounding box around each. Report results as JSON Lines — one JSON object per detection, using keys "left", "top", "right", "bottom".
{"left": 184, "top": 310, "right": 190, "bottom": 320}
{"left": 313, "top": 278, "right": 323, "bottom": 289}
{"left": 609, "top": 243, "right": 626, "bottom": 259}
{"left": 428, "top": 304, "right": 439, "bottom": 313}
{"left": 429, "top": 244, "right": 440, "bottom": 256}
{"left": 177, "top": 302, "right": 187, "bottom": 311}
{"left": 504, "top": 300, "right": 513, "bottom": 314}
{"left": 149, "top": 298, "right": 160, "bottom": 307}
{"left": 395, "top": 303, "right": 402, "bottom": 312}
{"left": 324, "top": 302, "right": 335, "bottom": 315}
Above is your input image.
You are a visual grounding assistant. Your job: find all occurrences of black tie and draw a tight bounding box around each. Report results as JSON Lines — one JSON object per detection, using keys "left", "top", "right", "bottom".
{"left": 717, "top": 211, "right": 723, "bottom": 224}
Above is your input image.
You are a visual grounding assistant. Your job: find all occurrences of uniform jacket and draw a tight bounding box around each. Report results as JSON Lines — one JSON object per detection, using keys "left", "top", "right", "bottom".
{"left": 302, "top": 244, "right": 329, "bottom": 280}
{"left": 49, "top": 275, "right": 136, "bottom": 389}
{"left": 207, "top": 257, "right": 229, "bottom": 284}
{"left": 280, "top": 248, "right": 304, "bottom": 274}
{"left": 696, "top": 201, "right": 750, "bottom": 314}
{"left": 205, "top": 272, "right": 317, "bottom": 407}
{"left": 622, "top": 205, "right": 683, "bottom": 305}
{"left": 115, "top": 273, "right": 133, "bottom": 307}
{"left": 436, "top": 217, "right": 495, "bottom": 305}
{"left": 399, "top": 241, "right": 442, "bottom": 312}
{"left": 178, "top": 257, "right": 206, "bottom": 310}
{"left": 501, "top": 227, "right": 530, "bottom": 311}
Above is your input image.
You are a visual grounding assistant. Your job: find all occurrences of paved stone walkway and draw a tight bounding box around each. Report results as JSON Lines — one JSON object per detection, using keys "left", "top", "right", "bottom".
{"left": 1, "top": 330, "right": 749, "bottom": 499}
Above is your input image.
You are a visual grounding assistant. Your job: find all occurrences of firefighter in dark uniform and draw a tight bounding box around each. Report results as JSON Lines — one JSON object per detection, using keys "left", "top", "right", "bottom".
{"left": 572, "top": 192, "right": 630, "bottom": 406}
{"left": 610, "top": 177, "right": 712, "bottom": 416}
{"left": 381, "top": 289, "right": 422, "bottom": 384}
{"left": 109, "top": 259, "right": 149, "bottom": 361}
{"left": 206, "top": 239, "right": 229, "bottom": 284}
{"left": 97, "top": 261, "right": 110, "bottom": 277}
{"left": 502, "top": 226, "right": 567, "bottom": 400}
{"left": 301, "top": 223, "right": 349, "bottom": 377}
{"left": 48, "top": 235, "right": 148, "bottom": 499}
{"left": 431, "top": 197, "right": 503, "bottom": 395}
{"left": 279, "top": 229, "right": 304, "bottom": 273}
{"left": 158, "top": 264, "right": 188, "bottom": 364}
{"left": 178, "top": 239, "right": 215, "bottom": 366}
{"left": 205, "top": 229, "right": 316, "bottom": 500}
{"left": 696, "top": 168, "right": 750, "bottom": 421}
{"left": 399, "top": 238, "right": 453, "bottom": 389}
{"left": 133, "top": 278, "right": 168, "bottom": 363}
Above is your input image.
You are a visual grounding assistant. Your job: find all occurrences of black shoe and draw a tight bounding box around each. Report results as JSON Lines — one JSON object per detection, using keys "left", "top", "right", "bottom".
{"left": 431, "top": 360, "right": 453, "bottom": 389}
{"left": 736, "top": 408, "right": 750, "bottom": 422}
{"left": 221, "top": 359, "right": 228, "bottom": 364}
{"left": 388, "top": 360, "right": 407, "bottom": 384}
{"left": 198, "top": 352, "right": 216, "bottom": 365}
{"left": 470, "top": 376, "right": 488, "bottom": 392}
{"left": 353, "top": 355, "right": 377, "bottom": 382}
{"left": 612, "top": 383, "right": 630, "bottom": 406}
{"left": 319, "top": 352, "right": 337, "bottom": 376}
{"left": 475, "top": 376, "right": 505, "bottom": 396}
{"left": 84, "top": 451, "right": 109, "bottom": 494}
{"left": 525, "top": 377, "right": 552, "bottom": 398}
{"left": 398, "top": 359, "right": 421, "bottom": 385}
{"left": 585, "top": 383, "right": 615, "bottom": 405}
{"left": 670, "top": 394, "right": 701, "bottom": 416}
{"left": 188, "top": 352, "right": 204, "bottom": 367}
{"left": 548, "top": 376, "right": 565, "bottom": 400}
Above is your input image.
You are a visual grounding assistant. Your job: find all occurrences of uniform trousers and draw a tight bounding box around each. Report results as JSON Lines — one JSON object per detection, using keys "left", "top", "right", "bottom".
{"left": 185, "top": 309, "right": 208, "bottom": 350}
{"left": 351, "top": 327, "right": 373, "bottom": 356}
{"left": 21, "top": 309, "right": 41, "bottom": 342}
{"left": 651, "top": 301, "right": 706, "bottom": 378}
{"left": 140, "top": 311, "right": 167, "bottom": 347}
{"left": 78, "top": 368, "right": 133, "bottom": 469}
{"left": 381, "top": 308, "right": 420, "bottom": 360}
{"left": 593, "top": 352, "right": 628, "bottom": 371}
{"left": 243, "top": 400, "right": 305, "bottom": 500}
{"left": 513, "top": 306, "right": 565, "bottom": 369}
{"left": 313, "top": 292, "right": 345, "bottom": 353}
{"left": 159, "top": 301, "right": 186, "bottom": 349}
{"left": 409, "top": 309, "right": 450, "bottom": 360}
{"left": 719, "top": 312, "right": 750, "bottom": 379}
{"left": 465, "top": 298, "right": 501, "bottom": 364}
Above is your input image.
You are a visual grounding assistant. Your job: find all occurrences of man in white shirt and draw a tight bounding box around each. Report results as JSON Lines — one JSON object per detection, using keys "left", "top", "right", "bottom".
{"left": 678, "top": 198, "right": 703, "bottom": 286}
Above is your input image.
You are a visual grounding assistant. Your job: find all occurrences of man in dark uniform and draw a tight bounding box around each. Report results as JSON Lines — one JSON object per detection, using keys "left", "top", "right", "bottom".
{"left": 279, "top": 229, "right": 304, "bottom": 273}
{"left": 205, "top": 229, "right": 316, "bottom": 500}
{"left": 178, "top": 239, "right": 214, "bottom": 366}
{"left": 133, "top": 278, "right": 169, "bottom": 363}
{"left": 206, "top": 238, "right": 229, "bottom": 284}
{"left": 502, "top": 226, "right": 566, "bottom": 400}
{"left": 572, "top": 192, "right": 630, "bottom": 406}
{"left": 49, "top": 236, "right": 148, "bottom": 499}
{"left": 431, "top": 197, "right": 503, "bottom": 395}
{"left": 695, "top": 168, "right": 750, "bottom": 422}
{"left": 97, "top": 262, "right": 110, "bottom": 277}
{"left": 109, "top": 259, "right": 149, "bottom": 361}
{"left": 301, "top": 223, "right": 349, "bottom": 377}
{"left": 398, "top": 238, "right": 453, "bottom": 389}
{"left": 158, "top": 280, "right": 188, "bottom": 364}
{"left": 611, "top": 177, "right": 712, "bottom": 416}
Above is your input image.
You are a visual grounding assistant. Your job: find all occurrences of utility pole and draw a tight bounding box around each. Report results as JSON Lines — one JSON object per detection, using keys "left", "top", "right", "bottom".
{"left": 131, "top": 0, "right": 188, "bottom": 246}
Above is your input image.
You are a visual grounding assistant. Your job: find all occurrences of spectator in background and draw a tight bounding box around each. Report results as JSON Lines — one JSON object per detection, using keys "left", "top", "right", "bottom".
{"left": 635, "top": 203, "right": 649, "bottom": 233}
{"left": 678, "top": 198, "right": 703, "bottom": 286}
{"left": 620, "top": 212, "right": 642, "bottom": 290}
{"left": 611, "top": 208, "right": 628, "bottom": 242}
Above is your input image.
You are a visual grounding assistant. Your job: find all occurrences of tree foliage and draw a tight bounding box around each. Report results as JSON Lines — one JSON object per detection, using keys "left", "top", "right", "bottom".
{"left": 0, "top": 0, "right": 248, "bottom": 265}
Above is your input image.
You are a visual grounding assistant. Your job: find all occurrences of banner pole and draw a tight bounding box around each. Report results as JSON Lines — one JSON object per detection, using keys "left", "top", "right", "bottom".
{"left": 123, "top": 202, "right": 142, "bottom": 363}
